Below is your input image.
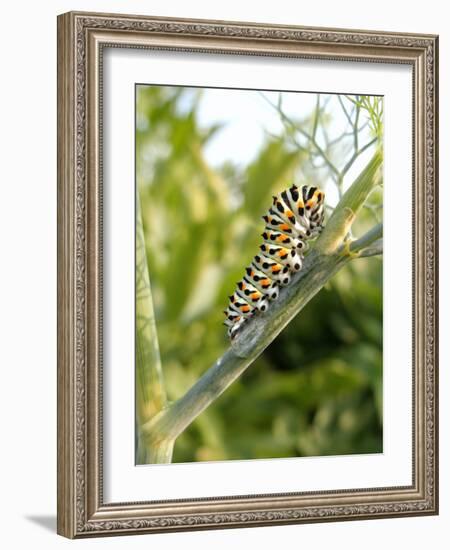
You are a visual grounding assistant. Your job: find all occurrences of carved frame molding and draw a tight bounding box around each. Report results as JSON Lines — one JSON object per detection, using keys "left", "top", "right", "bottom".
{"left": 57, "top": 11, "right": 438, "bottom": 538}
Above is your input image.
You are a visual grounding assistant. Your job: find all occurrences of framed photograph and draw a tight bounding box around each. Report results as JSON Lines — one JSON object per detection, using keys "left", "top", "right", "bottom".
{"left": 57, "top": 11, "right": 439, "bottom": 538}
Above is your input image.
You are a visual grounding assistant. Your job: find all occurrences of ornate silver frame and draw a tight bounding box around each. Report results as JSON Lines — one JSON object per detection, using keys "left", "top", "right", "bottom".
{"left": 57, "top": 11, "right": 439, "bottom": 538}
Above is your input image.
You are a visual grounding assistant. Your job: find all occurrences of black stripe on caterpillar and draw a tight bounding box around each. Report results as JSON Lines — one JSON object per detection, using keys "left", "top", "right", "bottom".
{"left": 224, "top": 184, "right": 325, "bottom": 339}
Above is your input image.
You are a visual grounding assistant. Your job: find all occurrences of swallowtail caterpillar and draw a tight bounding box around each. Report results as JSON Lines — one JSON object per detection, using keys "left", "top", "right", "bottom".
{"left": 224, "top": 184, "right": 325, "bottom": 339}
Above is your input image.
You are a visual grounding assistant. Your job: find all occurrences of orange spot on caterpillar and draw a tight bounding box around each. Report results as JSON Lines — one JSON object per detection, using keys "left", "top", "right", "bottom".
{"left": 277, "top": 235, "right": 289, "bottom": 243}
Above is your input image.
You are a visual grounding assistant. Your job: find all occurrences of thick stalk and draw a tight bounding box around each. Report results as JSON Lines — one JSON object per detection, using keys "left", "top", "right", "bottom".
{"left": 136, "top": 194, "right": 167, "bottom": 462}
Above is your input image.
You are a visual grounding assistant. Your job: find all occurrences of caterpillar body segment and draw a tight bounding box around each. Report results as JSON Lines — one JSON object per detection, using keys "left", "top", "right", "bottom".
{"left": 244, "top": 267, "right": 280, "bottom": 300}
{"left": 261, "top": 229, "right": 305, "bottom": 251}
{"left": 225, "top": 184, "right": 325, "bottom": 339}
{"left": 235, "top": 280, "right": 269, "bottom": 313}
{"left": 253, "top": 255, "right": 291, "bottom": 286}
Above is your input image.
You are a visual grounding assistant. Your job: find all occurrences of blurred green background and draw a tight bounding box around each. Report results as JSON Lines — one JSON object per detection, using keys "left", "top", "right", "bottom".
{"left": 136, "top": 85, "right": 383, "bottom": 463}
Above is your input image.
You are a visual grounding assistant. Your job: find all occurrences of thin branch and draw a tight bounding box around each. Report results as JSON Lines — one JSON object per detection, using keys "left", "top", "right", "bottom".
{"left": 349, "top": 223, "right": 383, "bottom": 252}
{"left": 340, "top": 137, "right": 378, "bottom": 178}
{"left": 358, "top": 137, "right": 378, "bottom": 156}
{"left": 311, "top": 95, "right": 321, "bottom": 142}
{"left": 358, "top": 239, "right": 383, "bottom": 257}
{"left": 337, "top": 95, "right": 354, "bottom": 128}
{"left": 328, "top": 130, "right": 357, "bottom": 147}
{"left": 354, "top": 102, "right": 360, "bottom": 152}
{"left": 357, "top": 119, "right": 371, "bottom": 133}
{"left": 259, "top": 92, "right": 340, "bottom": 178}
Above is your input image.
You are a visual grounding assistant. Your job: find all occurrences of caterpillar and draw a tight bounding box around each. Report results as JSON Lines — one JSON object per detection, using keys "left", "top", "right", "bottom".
{"left": 224, "top": 184, "right": 325, "bottom": 339}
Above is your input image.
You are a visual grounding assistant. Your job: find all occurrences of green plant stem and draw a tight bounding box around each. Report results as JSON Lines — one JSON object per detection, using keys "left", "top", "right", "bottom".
{"left": 141, "top": 151, "right": 383, "bottom": 462}
{"left": 315, "top": 149, "right": 382, "bottom": 255}
{"left": 357, "top": 239, "right": 383, "bottom": 258}
{"left": 136, "top": 194, "right": 167, "bottom": 462}
{"left": 145, "top": 438, "right": 175, "bottom": 464}
{"left": 349, "top": 223, "right": 382, "bottom": 254}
